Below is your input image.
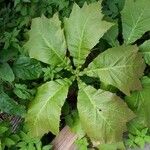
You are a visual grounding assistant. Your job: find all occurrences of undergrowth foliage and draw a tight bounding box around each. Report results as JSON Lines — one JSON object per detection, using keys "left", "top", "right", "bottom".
{"left": 1, "top": 0, "right": 150, "bottom": 149}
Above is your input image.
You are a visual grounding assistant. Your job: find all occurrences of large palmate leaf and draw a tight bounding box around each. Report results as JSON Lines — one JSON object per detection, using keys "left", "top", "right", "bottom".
{"left": 121, "top": 0, "right": 150, "bottom": 44}
{"left": 64, "top": 1, "right": 113, "bottom": 68}
{"left": 125, "top": 77, "right": 150, "bottom": 128}
{"left": 0, "top": 63, "right": 14, "bottom": 82}
{"left": 85, "top": 45, "right": 145, "bottom": 95}
{"left": 140, "top": 40, "right": 150, "bottom": 65}
{"left": 77, "top": 82, "right": 134, "bottom": 143}
{"left": 25, "top": 79, "right": 71, "bottom": 137}
{"left": 25, "top": 14, "right": 67, "bottom": 67}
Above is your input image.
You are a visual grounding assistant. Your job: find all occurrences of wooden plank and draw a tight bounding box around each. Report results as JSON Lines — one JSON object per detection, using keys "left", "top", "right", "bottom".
{"left": 52, "top": 126, "right": 77, "bottom": 150}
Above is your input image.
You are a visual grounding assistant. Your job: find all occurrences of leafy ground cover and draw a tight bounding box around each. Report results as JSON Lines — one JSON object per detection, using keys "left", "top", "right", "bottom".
{"left": 0, "top": 0, "right": 150, "bottom": 149}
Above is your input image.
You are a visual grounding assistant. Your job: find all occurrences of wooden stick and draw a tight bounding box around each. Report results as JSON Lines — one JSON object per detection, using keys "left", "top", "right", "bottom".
{"left": 52, "top": 126, "right": 77, "bottom": 150}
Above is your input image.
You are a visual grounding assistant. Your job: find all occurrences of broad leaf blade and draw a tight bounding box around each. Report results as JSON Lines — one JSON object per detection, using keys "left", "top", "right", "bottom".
{"left": 25, "top": 14, "right": 67, "bottom": 67}
{"left": 25, "top": 79, "right": 71, "bottom": 137}
{"left": 125, "top": 76, "right": 150, "bottom": 128}
{"left": 85, "top": 45, "right": 145, "bottom": 95}
{"left": 0, "top": 63, "right": 14, "bottom": 82}
{"left": 121, "top": 0, "right": 150, "bottom": 44}
{"left": 64, "top": 2, "right": 113, "bottom": 68}
{"left": 140, "top": 40, "right": 150, "bottom": 65}
{"left": 77, "top": 83, "right": 134, "bottom": 143}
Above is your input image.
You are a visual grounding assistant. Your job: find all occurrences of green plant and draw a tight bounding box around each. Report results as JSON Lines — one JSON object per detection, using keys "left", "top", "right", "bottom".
{"left": 0, "top": 121, "right": 52, "bottom": 150}
{"left": 24, "top": 0, "right": 148, "bottom": 147}
{"left": 126, "top": 128, "right": 150, "bottom": 148}
{"left": 75, "top": 137, "right": 88, "bottom": 150}
{"left": 125, "top": 76, "right": 150, "bottom": 130}
{"left": 125, "top": 76, "right": 150, "bottom": 148}
{"left": 1, "top": 0, "right": 150, "bottom": 149}
{"left": 0, "top": 122, "right": 20, "bottom": 149}
{"left": 102, "top": 0, "right": 125, "bottom": 19}
{"left": 16, "top": 131, "right": 52, "bottom": 150}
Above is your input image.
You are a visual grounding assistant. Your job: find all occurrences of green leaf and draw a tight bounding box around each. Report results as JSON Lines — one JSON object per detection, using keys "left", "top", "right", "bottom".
{"left": 77, "top": 82, "right": 134, "bottom": 143}
{"left": 28, "top": 143, "right": 36, "bottom": 150}
{"left": 17, "top": 141, "right": 27, "bottom": 148}
{"left": 42, "top": 145, "right": 52, "bottom": 150}
{"left": 64, "top": 2, "right": 113, "bottom": 68}
{"left": 134, "top": 137, "right": 145, "bottom": 148}
{"left": 42, "top": 67, "right": 62, "bottom": 81}
{"left": 0, "top": 91, "right": 25, "bottom": 116}
{"left": 127, "top": 119, "right": 146, "bottom": 135}
{"left": 0, "top": 126, "right": 8, "bottom": 134}
{"left": 0, "top": 49, "right": 18, "bottom": 63}
{"left": 121, "top": 0, "right": 150, "bottom": 44}
{"left": 85, "top": 45, "right": 145, "bottom": 95}
{"left": 13, "top": 84, "right": 35, "bottom": 100}
{"left": 10, "top": 134, "right": 20, "bottom": 142}
{"left": 103, "top": 25, "right": 119, "bottom": 47}
{"left": 126, "top": 138, "right": 137, "bottom": 148}
{"left": 25, "top": 79, "right": 71, "bottom": 137}
{"left": 14, "top": 0, "right": 21, "bottom": 7}
{"left": 25, "top": 14, "right": 67, "bottom": 68}
{"left": 0, "top": 140, "right": 2, "bottom": 150}
{"left": 99, "top": 141, "right": 126, "bottom": 150}
{"left": 65, "top": 111, "right": 85, "bottom": 138}
{"left": 140, "top": 40, "right": 150, "bottom": 65}
{"left": 75, "top": 137, "right": 88, "bottom": 150}
{"left": 145, "top": 136, "right": 150, "bottom": 143}
{"left": 3, "top": 138, "right": 15, "bottom": 147}
{"left": 13, "top": 56, "right": 42, "bottom": 80}
{"left": 141, "top": 128, "right": 148, "bottom": 136}
{"left": 0, "top": 63, "right": 14, "bottom": 82}
{"left": 102, "top": 0, "right": 125, "bottom": 19}
{"left": 125, "top": 76, "right": 150, "bottom": 128}
{"left": 22, "top": 0, "right": 31, "bottom": 2}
